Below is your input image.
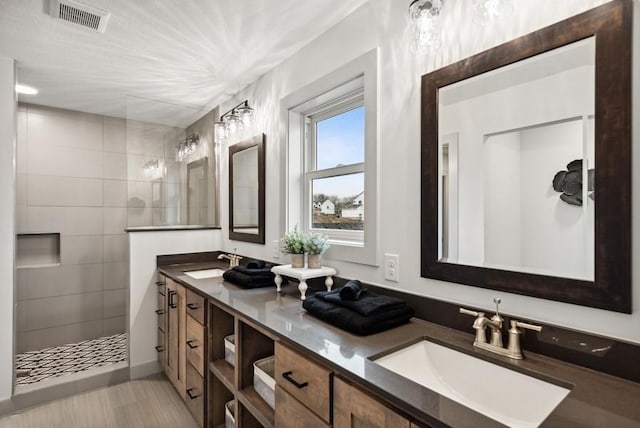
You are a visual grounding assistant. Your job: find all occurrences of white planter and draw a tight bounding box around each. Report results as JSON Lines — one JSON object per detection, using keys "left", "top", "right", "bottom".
{"left": 291, "top": 254, "right": 304, "bottom": 268}
{"left": 307, "top": 254, "right": 322, "bottom": 269}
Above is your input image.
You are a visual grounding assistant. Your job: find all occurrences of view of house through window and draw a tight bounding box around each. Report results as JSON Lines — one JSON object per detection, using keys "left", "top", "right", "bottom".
{"left": 308, "top": 104, "right": 365, "bottom": 234}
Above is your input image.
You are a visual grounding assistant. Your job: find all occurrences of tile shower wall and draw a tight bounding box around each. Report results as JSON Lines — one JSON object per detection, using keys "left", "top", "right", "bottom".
{"left": 16, "top": 104, "right": 128, "bottom": 353}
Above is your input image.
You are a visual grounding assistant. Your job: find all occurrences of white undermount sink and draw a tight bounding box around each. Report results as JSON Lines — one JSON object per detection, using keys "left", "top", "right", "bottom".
{"left": 374, "top": 340, "right": 570, "bottom": 428}
{"left": 184, "top": 268, "right": 225, "bottom": 279}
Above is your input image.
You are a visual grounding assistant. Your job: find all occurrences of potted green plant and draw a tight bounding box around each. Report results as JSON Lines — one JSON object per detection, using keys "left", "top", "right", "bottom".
{"left": 281, "top": 227, "right": 305, "bottom": 268}
{"left": 303, "top": 232, "right": 330, "bottom": 269}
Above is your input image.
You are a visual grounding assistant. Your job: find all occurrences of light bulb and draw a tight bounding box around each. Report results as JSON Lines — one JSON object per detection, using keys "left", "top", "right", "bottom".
{"left": 237, "top": 105, "right": 255, "bottom": 127}
{"left": 214, "top": 121, "right": 228, "bottom": 142}
{"left": 223, "top": 113, "right": 241, "bottom": 136}
{"left": 409, "top": 0, "right": 443, "bottom": 53}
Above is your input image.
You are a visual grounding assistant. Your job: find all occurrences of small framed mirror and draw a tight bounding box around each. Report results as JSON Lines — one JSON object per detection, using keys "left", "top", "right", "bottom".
{"left": 229, "top": 134, "right": 265, "bottom": 244}
{"left": 421, "top": 0, "right": 632, "bottom": 312}
{"left": 187, "top": 157, "right": 208, "bottom": 225}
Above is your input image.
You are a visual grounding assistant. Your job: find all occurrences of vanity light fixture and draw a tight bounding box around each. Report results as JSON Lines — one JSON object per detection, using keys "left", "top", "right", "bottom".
{"left": 15, "top": 84, "right": 38, "bottom": 95}
{"left": 214, "top": 100, "right": 255, "bottom": 143}
{"left": 408, "top": 0, "right": 444, "bottom": 53}
{"left": 143, "top": 159, "right": 162, "bottom": 178}
{"left": 176, "top": 134, "right": 200, "bottom": 162}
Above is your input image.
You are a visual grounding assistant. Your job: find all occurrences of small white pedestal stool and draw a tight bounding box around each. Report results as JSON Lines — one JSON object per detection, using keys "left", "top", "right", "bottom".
{"left": 271, "top": 265, "right": 337, "bottom": 301}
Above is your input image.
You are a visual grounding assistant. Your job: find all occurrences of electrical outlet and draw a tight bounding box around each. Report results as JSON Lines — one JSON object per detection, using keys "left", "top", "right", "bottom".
{"left": 272, "top": 239, "right": 280, "bottom": 259}
{"left": 384, "top": 253, "right": 399, "bottom": 282}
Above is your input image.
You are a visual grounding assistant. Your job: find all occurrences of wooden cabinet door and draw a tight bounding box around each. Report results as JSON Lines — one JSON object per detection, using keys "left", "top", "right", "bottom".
{"left": 166, "top": 279, "right": 187, "bottom": 396}
{"left": 275, "top": 385, "right": 330, "bottom": 428}
{"left": 334, "top": 377, "right": 411, "bottom": 428}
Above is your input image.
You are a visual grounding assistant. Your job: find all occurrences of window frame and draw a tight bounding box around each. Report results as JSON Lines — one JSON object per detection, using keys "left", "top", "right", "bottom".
{"left": 304, "top": 91, "right": 365, "bottom": 243}
{"left": 280, "top": 49, "right": 379, "bottom": 266}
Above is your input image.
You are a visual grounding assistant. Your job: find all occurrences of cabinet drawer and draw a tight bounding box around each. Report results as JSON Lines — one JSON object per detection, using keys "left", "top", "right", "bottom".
{"left": 186, "top": 289, "right": 205, "bottom": 325}
{"left": 156, "top": 292, "right": 166, "bottom": 332}
{"left": 275, "top": 342, "right": 332, "bottom": 423}
{"left": 156, "top": 278, "right": 166, "bottom": 296}
{"left": 186, "top": 314, "right": 205, "bottom": 376}
{"left": 156, "top": 328, "right": 165, "bottom": 369}
{"left": 275, "top": 385, "right": 330, "bottom": 428}
{"left": 185, "top": 362, "right": 204, "bottom": 427}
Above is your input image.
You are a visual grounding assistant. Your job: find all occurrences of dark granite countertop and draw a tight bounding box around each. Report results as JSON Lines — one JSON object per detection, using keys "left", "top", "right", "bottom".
{"left": 126, "top": 225, "right": 220, "bottom": 232}
{"left": 158, "top": 261, "right": 640, "bottom": 428}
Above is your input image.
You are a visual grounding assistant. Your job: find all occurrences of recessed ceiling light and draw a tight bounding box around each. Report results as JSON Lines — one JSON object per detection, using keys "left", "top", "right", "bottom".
{"left": 15, "top": 84, "right": 38, "bottom": 95}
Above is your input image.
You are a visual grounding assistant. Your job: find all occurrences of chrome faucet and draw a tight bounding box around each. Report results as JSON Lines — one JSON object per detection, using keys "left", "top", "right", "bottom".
{"left": 460, "top": 298, "right": 542, "bottom": 360}
{"left": 218, "top": 248, "right": 242, "bottom": 268}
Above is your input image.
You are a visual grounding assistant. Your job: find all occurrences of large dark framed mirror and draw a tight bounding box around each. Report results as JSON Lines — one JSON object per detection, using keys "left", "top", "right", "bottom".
{"left": 421, "top": 0, "right": 632, "bottom": 312}
{"left": 229, "top": 134, "right": 265, "bottom": 244}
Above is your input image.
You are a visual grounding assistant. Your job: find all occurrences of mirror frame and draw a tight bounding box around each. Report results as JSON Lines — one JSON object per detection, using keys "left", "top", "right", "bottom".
{"left": 228, "top": 134, "right": 266, "bottom": 244}
{"left": 421, "top": 0, "right": 632, "bottom": 313}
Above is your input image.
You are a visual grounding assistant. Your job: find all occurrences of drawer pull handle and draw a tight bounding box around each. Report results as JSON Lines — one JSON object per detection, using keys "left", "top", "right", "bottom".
{"left": 186, "top": 303, "right": 199, "bottom": 310}
{"left": 155, "top": 281, "right": 165, "bottom": 286}
{"left": 168, "top": 290, "right": 177, "bottom": 308}
{"left": 186, "top": 388, "right": 200, "bottom": 400}
{"left": 155, "top": 345, "right": 164, "bottom": 353}
{"left": 155, "top": 309, "right": 165, "bottom": 315}
{"left": 186, "top": 340, "right": 198, "bottom": 349}
{"left": 282, "top": 371, "right": 308, "bottom": 389}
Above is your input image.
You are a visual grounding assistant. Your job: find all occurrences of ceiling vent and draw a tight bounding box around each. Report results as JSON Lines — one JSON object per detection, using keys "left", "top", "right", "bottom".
{"left": 49, "top": 0, "right": 110, "bottom": 33}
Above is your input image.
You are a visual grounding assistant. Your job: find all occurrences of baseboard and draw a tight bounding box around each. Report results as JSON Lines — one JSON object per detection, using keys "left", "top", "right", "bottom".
{"left": 129, "top": 360, "right": 162, "bottom": 380}
{"left": 0, "top": 362, "right": 129, "bottom": 417}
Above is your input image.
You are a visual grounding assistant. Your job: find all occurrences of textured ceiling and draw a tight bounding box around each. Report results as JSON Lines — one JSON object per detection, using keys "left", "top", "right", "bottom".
{"left": 0, "top": 0, "right": 369, "bottom": 126}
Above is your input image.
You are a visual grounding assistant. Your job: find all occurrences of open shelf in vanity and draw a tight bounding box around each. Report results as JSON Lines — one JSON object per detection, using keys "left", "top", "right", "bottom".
{"left": 208, "top": 300, "right": 276, "bottom": 428}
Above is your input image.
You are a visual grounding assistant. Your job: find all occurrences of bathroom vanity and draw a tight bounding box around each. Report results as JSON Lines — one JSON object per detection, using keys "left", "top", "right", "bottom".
{"left": 155, "top": 257, "right": 640, "bottom": 428}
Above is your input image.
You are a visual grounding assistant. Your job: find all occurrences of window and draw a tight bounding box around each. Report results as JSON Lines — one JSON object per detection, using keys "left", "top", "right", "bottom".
{"left": 282, "top": 49, "right": 378, "bottom": 265}
{"left": 306, "top": 96, "right": 365, "bottom": 242}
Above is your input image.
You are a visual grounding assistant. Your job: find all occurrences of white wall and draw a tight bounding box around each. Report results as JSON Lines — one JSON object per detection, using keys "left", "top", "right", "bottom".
{"left": 519, "top": 120, "right": 591, "bottom": 279}
{"left": 440, "top": 65, "right": 594, "bottom": 265}
{"left": 217, "top": 0, "right": 640, "bottom": 345}
{"left": 484, "top": 132, "right": 522, "bottom": 269}
{"left": 128, "top": 229, "right": 221, "bottom": 378}
{"left": 0, "top": 57, "right": 16, "bottom": 401}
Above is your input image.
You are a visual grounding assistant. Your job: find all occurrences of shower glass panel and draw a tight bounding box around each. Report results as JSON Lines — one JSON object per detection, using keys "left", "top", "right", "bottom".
{"left": 125, "top": 96, "right": 218, "bottom": 227}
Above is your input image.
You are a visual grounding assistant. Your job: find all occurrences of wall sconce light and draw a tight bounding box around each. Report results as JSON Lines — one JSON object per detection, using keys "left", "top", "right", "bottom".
{"left": 409, "top": 0, "right": 444, "bottom": 53}
{"left": 143, "top": 159, "right": 162, "bottom": 179}
{"left": 176, "top": 134, "right": 200, "bottom": 162}
{"left": 214, "top": 100, "right": 255, "bottom": 143}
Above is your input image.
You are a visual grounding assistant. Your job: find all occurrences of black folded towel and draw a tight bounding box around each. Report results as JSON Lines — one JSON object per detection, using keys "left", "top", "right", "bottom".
{"left": 232, "top": 266, "right": 274, "bottom": 277}
{"left": 338, "top": 279, "right": 363, "bottom": 300}
{"left": 316, "top": 289, "right": 407, "bottom": 317}
{"left": 223, "top": 269, "right": 275, "bottom": 289}
{"left": 302, "top": 296, "right": 414, "bottom": 336}
{"left": 246, "top": 259, "right": 266, "bottom": 269}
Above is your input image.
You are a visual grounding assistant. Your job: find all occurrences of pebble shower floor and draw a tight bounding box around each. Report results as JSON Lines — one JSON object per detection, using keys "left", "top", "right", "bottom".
{"left": 15, "top": 333, "right": 127, "bottom": 385}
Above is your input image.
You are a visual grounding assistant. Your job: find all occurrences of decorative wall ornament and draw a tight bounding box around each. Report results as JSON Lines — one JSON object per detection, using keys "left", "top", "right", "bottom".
{"left": 552, "top": 159, "right": 594, "bottom": 206}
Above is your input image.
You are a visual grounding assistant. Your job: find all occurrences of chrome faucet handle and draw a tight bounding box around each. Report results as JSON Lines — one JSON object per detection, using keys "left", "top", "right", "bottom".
{"left": 507, "top": 320, "right": 542, "bottom": 359}
{"left": 515, "top": 320, "right": 542, "bottom": 332}
{"left": 460, "top": 308, "right": 488, "bottom": 344}
{"left": 489, "top": 297, "right": 504, "bottom": 347}
{"left": 493, "top": 297, "right": 501, "bottom": 317}
{"left": 459, "top": 307, "right": 479, "bottom": 317}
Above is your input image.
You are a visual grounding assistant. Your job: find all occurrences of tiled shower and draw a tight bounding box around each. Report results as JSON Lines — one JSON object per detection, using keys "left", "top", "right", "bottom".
{"left": 15, "top": 104, "right": 129, "bottom": 354}
{"left": 14, "top": 102, "right": 216, "bottom": 386}
{"left": 14, "top": 104, "right": 129, "bottom": 384}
